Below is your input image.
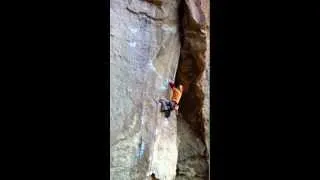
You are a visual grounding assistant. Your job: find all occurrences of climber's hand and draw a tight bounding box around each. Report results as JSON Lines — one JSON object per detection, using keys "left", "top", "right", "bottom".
{"left": 174, "top": 105, "right": 179, "bottom": 111}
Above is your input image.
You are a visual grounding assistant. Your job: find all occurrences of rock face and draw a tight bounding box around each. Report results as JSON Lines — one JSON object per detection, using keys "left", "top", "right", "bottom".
{"left": 110, "top": 0, "right": 210, "bottom": 179}
{"left": 110, "top": 0, "right": 181, "bottom": 179}
{"left": 175, "top": 0, "right": 210, "bottom": 179}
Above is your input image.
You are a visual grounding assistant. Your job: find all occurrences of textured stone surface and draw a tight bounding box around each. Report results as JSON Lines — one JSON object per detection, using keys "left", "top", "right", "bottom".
{"left": 110, "top": 0, "right": 210, "bottom": 179}
{"left": 175, "top": 116, "right": 209, "bottom": 179}
{"left": 110, "top": 0, "right": 181, "bottom": 179}
{"left": 175, "top": 0, "right": 210, "bottom": 179}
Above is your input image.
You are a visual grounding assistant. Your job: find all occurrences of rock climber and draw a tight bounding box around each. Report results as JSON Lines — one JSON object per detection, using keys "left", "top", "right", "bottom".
{"left": 169, "top": 80, "right": 183, "bottom": 110}
{"left": 159, "top": 80, "right": 183, "bottom": 118}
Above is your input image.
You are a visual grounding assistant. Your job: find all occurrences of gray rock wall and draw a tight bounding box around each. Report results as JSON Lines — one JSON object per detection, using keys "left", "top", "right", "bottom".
{"left": 110, "top": 0, "right": 181, "bottom": 179}
{"left": 110, "top": 0, "right": 210, "bottom": 179}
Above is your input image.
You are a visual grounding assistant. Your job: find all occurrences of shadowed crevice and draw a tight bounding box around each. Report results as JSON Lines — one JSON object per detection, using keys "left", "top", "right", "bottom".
{"left": 175, "top": 0, "right": 209, "bottom": 179}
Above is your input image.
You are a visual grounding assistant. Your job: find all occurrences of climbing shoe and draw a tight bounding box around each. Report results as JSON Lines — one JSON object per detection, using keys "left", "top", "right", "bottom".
{"left": 164, "top": 110, "right": 171, "bottom": 118}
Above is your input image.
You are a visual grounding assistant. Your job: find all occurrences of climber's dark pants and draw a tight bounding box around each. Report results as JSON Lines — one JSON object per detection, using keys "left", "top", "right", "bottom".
{"left": 159, "top": 99, "right": 174, "bottom": 111}
{"left": 159, "top": 99, "right": 175, "bottom": 118}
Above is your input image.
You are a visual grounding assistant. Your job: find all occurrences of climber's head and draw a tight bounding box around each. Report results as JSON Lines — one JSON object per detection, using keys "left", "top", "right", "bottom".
{"left": 169, "top": 80, "right": 175, "bottom": 88}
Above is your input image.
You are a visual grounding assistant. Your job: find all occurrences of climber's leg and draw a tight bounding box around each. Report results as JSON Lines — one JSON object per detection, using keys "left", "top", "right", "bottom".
{"left": 164, "top": 110, "right": 171, "bottom": 118}
{"left": 159, "top": 99, "right": 170, "bottom": 112}
{"left": 159, "top": 99, "right": 166, "bottom": 112}
{"left": 168, "top": 101, "right": 176, "bottom": 111}
{"left": 165, "top": 101, "right": 171, "bottom": 110}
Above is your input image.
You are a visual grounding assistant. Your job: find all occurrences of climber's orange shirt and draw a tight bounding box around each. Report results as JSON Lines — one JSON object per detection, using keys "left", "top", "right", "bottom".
{"left": 171, "top": 85, "right": 183, "bottom": 104}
